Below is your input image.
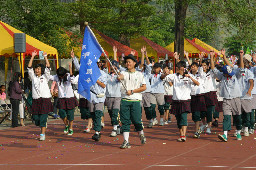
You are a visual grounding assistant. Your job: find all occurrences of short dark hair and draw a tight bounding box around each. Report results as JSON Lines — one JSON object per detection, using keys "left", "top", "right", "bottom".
{"left": 34, "top": 64, "right": 45, "bottom": 75}
{"left": 0, "top": 85, "right": 5, "bottom": 88}
{"left": 191, "top": 62, "right": 199, "bottom": 67}
{"left": 163, "top": 64, "right": 170, "bottom": 70}
{"left": 176, "top": 61, "right": 186, "bottom": 68}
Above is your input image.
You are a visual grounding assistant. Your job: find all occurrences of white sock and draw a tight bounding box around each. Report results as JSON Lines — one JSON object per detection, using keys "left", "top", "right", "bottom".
{"left": 95, "top": 131, "right": 100, "bottom": 135}
{"left": 123, "top": 132, "right": 129, "bottom": 142}
{"left": 244, "top": 127, "right": 249, "bottom": 132}
{"left": 237, "top": 130, "right": 241, "bottom": 134}
{"left": 113, "top": 125, "right": 118, "bottom": 130}
{"left": 224, "top": 131, "right": 228, "bottom": 137}
{"left": 150, "top": 119, "right": 153, "bottom": 123}
{"left": 160, "top": 118, "right": 164, "bottom": 122}
{"left": 138, "top": 130, "right": 144, "bottom": 135}
{"left": 154, "top": 118, "right": 157, "bottom": 121}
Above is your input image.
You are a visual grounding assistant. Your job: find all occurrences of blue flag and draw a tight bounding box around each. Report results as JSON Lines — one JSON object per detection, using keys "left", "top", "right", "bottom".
{"left": 78, "top": 27, "right": 103, "bottom": 101}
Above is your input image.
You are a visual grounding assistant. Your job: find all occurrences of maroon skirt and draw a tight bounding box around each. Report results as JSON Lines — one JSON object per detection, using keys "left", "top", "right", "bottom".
{"left": 171, "top": 100, "right": 191, "bottom": 115}
{"left": 79, "top": 98, "right": 89, "bottom": 108}
{"left": 164, "top": 95, "right": 173, "bottom": 105}
{"left": 191, "top": 95, "right": 207, "bottom": 112}
{"left": 204, "top": 91, "right": 218, "bottom": 107}
{"left": 215, "top": 101, "right": 223, "bottom": 112}
{"left": 31, "top": 98, "right": 53, "bottom": 115}
{"left": 57, "top": 97, "right": 78, "bottom": 110}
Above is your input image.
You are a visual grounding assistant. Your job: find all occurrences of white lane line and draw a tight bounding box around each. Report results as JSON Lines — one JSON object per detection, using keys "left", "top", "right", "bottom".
{"left": 239, "top": 167, "right": 256, "bottom": 169}
{"left": 142, "top": 142, "right": 212, "bottom": 170}
{"left": 228, "top": 153, "right": 256, "bottom": 170}
{"left": 0, "top": 164, "right": 123, "bottom": 166}
{"left": 152, "top": 165, "right": 228, "bottom": 168}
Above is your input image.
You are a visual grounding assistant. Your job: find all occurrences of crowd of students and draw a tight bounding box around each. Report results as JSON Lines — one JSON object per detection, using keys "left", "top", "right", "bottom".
{"left": 1, "top": 46, "right": 256, "bottom": 149}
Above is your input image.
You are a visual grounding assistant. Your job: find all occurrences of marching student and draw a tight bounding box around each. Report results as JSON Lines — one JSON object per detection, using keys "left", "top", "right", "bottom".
{"left": 150, "top": 62, "right": 167, "bottom": 126}
{"left": 185, "top": 51, "right": 206, "bottom": 138}
{"left": 73, "top": 53, "right": 107, "bottom": 141}
{"left": 250, "top": 53, "right": 256, "bottom": 134}
{"left": 139, "top": 46, "right": 154, "bottom": 128}
{"left": 169, "top": 52, "right": 200, "bottom": 142}
{"left": 71, "top": 50, "right": 92, "bottom": 133}
{"left": 162, "top": 64, "right": 173, "bottom": 125}
{"left": 53, "top": 64, "right": 78, "bottom": 136}
{"left": 118, "top": 54, "right": 147, "bottom": 149}
{"left": 210, "top": 49, "right": 243, "bottom": 141}
{"left": 105, "top": 46, "right": 122, "bottom": 137}
{"left": 28, "top": 51, "right": 53, "bottom": 141}
{"left": 198, "top": 52, "right": 218, "bottom": 134}
{"left": 236, "top": 51, "right": 254, "bottom": 137}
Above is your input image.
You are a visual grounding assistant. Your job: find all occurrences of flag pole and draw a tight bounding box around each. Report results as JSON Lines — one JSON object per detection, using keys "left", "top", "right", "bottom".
{"left": 85, "top": 22, "right": 128, "bottom": 91}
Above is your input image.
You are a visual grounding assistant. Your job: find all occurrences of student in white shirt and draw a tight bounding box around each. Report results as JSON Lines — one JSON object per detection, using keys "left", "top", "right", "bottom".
{"left": 236, "top": 52, "right": 254, "bottom": 137}
{"left": 118, "top": 54, "right": 147, "bottom": 149}
{"left": 210, "top": 49, "right": 243, "bottom": 142}
{"left": 162, "top": 64, "right": 173, "bottom": 125}
{"left": 28, "top": 51, "right": 53, "bottom": 141}
{"left": 169, "top": 54, "right": 200, "bottom": 142}
{"left": 53, "top": 64, "right": 78, "bottom": 136}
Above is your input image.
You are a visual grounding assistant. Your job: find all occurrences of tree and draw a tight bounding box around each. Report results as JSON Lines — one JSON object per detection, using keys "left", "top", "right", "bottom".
{"left": 0, "top": 0, "right": 77, "bottom": 57}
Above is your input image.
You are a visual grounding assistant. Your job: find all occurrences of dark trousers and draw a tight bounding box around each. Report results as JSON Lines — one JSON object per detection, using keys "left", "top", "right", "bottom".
{"left": 10, "top": 99, "right": 20, "bottom": 127}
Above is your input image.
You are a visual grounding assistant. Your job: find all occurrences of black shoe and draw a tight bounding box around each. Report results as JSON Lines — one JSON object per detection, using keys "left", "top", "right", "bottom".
{"left": 212, "top": 120, "right": 219, "bottom": 127}
{"left": 92, "top": 133, "right": 101, "bottom": 141}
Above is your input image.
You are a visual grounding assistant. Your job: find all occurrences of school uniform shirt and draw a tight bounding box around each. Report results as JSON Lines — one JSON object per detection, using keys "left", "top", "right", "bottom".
{"left": 199, "top": 67, "right": 217, "bottom": 93}
{"left": 28, "top": 67, "right": 52, "bottom": 99}
{"left": 163, "top": 74, "right": 173, "bottom": 96}
{"left": 149, "top": 73, "right": 165, "bottom": 94}
{"left": 250, "top": 66, "right": 256, "bottom": 95}
{"left": 212, "top": 67, "right": 242, "bottom": 99}
{"left": 72, "top": 56, "right": 80, "bottom": 71}
{"left": 90, "top": 70, "right": 107, "bottom": 104}
{"left": 120, "top": 71, "right": 146, "bottom": 101}
{"left": 142, "top": 64, "right": 152, "bottom": 93}
{"left": 215, "top": 81, "right": 223, "bottom": 101}
{"left": 106, "top": 73, "right": 121, "bottom": 98}
{"left": 237, "top": 68, "right": 254, "bottom": 99}
{"left": 189, "top": 72, "right": 205, "bottom": 96}
{"left": 168, "top": 73, "right": 194, "bottom": 101}
{"left": 52, "top": 74, "right": 75, "bottom": 98}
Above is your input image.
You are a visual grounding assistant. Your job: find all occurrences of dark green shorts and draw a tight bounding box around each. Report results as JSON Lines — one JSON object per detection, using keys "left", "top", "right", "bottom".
{"left": 175, "top": 112, "right": 188, "bottom": 129}
{"left": 80, "top": 107, "right": 91, "bottom": 119}
{"left": 32, "top": 114, "right": 48, "bottom": 127}
{"left": 164, "top": 102, "right": 170, "bottom": 110}
{"left": 59, "top": 109, "right": 75, "bottom": 121}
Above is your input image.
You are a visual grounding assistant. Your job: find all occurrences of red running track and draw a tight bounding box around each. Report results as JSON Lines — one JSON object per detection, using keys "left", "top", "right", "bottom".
{"left": 0, "top": 113, "right": 256, "bottom": 170}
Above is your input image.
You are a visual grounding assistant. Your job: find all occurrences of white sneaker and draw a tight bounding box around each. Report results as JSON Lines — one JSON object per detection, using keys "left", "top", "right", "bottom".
{"left": 164, "top": 121, "right": 168, "bottom": 125}
{"left": 110, "top": 130, "right": 117, "bottom": 137}
{"left": 199, "top": 124, "right": 207, "bottom": 133}
{"left": 233, "top": 132, "right": 237, "bottom": 137}
{"left": 159, "top": 120, "right": 164, "bottom": 126}
{"left": 101, "top": 122, "right": 105, "bottom": 128}
{"left": 241, "top": 127, "right": 245, "bottom": 133}
{"left": 244, "top": 131, "right": 249, "bottom": 137}
{"left": 153, "top": 119, "right": 158, "bottom": 126}
{"left": 206, "top": 128, "right": 211, "bottom": 134}
{"left": 84, "top": 128, "right": 90, "bottom": 133}
{"left": 39, "top": 134, "right": 45, "bottom": 141}
{"left": 249, "top": 129, "right": 254, "bottom": 134}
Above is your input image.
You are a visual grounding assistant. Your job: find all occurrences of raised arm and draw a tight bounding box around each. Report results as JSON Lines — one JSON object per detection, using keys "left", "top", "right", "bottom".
{"left": 210, "top": 50, "right": 215, "bottom": 70}
{"left": 174, "top": 52, "right": 180, "bottom": 63}
{"left": 113, "top": 46, "right": 117, "bottom": 61}
{"left": 184, "top": 51, "right": 191, "bottom": 65}
{"left": 44, "top": 52, "right": 50, "bottom": 68}
{"left": 139, "top": 46, "right": 146, "bottom": 69}
{"left": 199, "top": 52, "right": 204, "bottom": 66}
{"left": 185, "top": 74, "right": 200, "bottom": 86}
{"left": 240, "top": 50, "right": 244, "bottom": 69}
{"left": 28, "top": 51, "right": 37, "bottom": 68}
{"left": 222, "top": 49, "right": 232, "bottom": 67}
{"left": 69, "top": 62, "right": 73, "bottom": 76}
{"left": 71, "top": 49, "right": 80, "bottom": 71}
